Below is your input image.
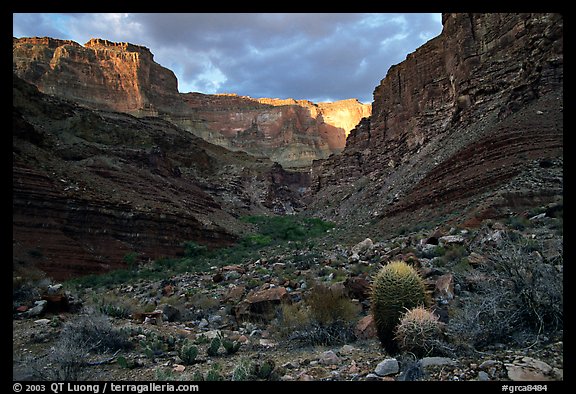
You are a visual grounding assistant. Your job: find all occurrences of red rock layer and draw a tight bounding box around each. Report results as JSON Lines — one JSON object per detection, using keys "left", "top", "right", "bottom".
{"left": 13, "top": 75, "right": 309, "bottom": 280}
{"left": 307, "top": 13, "right": 563, "bottom": 234}
{"left": 13, "top": 37, "right": 371, "bottom": 168}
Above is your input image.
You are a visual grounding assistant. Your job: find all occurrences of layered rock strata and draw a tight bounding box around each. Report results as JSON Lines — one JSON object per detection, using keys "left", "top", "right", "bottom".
{"left": 13, "top": 75, "right": 308, "bottom": 280}
{"left": 13, "top": 37, "right": 370, "bottom": 168}
{"left": 307, "top": 13, "right": 563, "bottom": 235}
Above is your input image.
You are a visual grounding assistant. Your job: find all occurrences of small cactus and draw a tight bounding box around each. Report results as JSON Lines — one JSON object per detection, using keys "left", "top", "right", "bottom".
{"left": 222, "top": 337, "right": 242, "bottom": 355}
{"left": 251, "top": 358, "right": 275, "bottom": 380}
{"left": 179, "top": 339, "right": 199, "bottom": 365}
{"left": 394, "top": 306, "right": 444, "bottom": 357}
{"left": 371, "top": 260, "right": 428, "bottom": 353}
{"left": 207, "top": 337, "right": 221, "bottom": 357}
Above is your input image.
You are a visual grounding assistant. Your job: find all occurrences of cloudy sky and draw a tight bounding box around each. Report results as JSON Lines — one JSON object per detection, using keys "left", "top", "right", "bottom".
{"left": 13, "top": 13, "right": 443, "bottom": 103}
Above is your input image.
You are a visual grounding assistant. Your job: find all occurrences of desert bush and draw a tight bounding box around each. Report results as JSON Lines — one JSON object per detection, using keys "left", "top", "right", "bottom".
{"left": 371, "top": 261, "right": 428, "bottom": 353}
{"left": 276, "top": 283, "right": 359, "bottom": 346}
{"left": 59, "top": 311, "right": 131, "bottom": 353}
{"left": 448, "top": 231, "right": 562, "bottom": 349}
{"left": 306, "top": 283, "right": 360, "bottom": 325}
{"left": 44, "top": 311, "right": 131, "bottom": 380}
{"left": 94, "top": 293, "right": 139, "bottom": 318}
{"left": 394, "top": 306, "right": 444, "bottom": 357}
{"left": 487, "top": 232, "right": 563, "bottom": 333}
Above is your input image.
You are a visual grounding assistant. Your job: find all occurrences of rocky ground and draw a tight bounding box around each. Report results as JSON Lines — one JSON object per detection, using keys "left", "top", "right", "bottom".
{"left": 12, "top": 208, "right": 563, "bottom": 382}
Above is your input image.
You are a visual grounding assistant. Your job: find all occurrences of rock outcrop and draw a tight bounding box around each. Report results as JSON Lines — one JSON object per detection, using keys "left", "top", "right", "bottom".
{"left": 307, "top": 13, "right": 563, "bottom": 236}
{"left": 13, "top": 75, "right": 309, "bottom": 280}
{"left": 13, "top": 37, "right": 370, "bottom": 168}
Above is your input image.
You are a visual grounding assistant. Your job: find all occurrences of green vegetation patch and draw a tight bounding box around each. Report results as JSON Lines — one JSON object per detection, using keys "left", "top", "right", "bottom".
{"left": 66, "top": 215, "right": 335, "bottom": 289}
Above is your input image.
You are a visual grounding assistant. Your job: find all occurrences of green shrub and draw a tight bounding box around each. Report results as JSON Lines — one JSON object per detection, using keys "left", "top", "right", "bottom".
{"left": 182, "top": 241, "right": 208, "bottom": 258}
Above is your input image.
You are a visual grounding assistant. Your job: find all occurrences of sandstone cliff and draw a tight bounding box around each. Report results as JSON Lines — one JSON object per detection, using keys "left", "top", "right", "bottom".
{"left": 13, "top": 75, "right": 309, "bottom": 280}
{"left": 307, "top": 13, "right": 563, "bottom": 236}
{"left": 13, "top": 37, "right": 370, "bottom": 168}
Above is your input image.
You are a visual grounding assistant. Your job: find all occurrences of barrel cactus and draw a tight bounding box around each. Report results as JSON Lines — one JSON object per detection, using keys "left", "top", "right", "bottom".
{"left": 394, "top": 306, "right": 444, "bottom": 357}
{"left": 371, "top": 260, "right": 428, "bottom": 353}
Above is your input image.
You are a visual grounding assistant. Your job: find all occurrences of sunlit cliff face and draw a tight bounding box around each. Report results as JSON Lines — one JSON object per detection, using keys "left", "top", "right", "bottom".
{"left": 13, "top": 37, "right": 371, "bottom": 168}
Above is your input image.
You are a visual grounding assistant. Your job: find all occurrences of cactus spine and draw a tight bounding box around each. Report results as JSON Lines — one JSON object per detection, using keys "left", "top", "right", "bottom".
{"left": 371, "top": 260, "right": 428, "bottom": 353}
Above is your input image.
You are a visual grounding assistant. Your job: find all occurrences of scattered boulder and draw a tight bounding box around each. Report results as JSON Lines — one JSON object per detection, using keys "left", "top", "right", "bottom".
{"left": 375, "top": 358, "right": 399, "bottom": 376}
{"left": 133, "top": 310, "right": 163, "bottom": 325}
{"left": 439, "top": 235, "right": 465, "bottom": 245}
{"left": 234, "top": 287, "right": 288, "bottom": 321}
{"left": 434, "top": 273, "right": 455, "bottom": 302}
{"left": 161, "top": 304, "right": 181, "bottom": 322}
{"left": 24, "top": 300, "right": 47, "bottom": 318}
{"left": 319, "top": 350, "right": 341, "bottom": 366}
{"left": 352, "top": 238, "right": 374, "bottom": 256}
{"left": 506, "top": 357, "right": 559, "bottom": 381}
{"left": 355, "top": 315, "right": 377, "bottom": 339}
{"left": 344, "top": 277, "right": 371, "bottom": 300}
{"left": 223, "top": 285, "right": 246, "bottom": 303}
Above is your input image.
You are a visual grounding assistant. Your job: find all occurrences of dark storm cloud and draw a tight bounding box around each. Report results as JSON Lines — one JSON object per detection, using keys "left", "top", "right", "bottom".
{"left": 12, "top": 13, "right": 442, "bottom": 103}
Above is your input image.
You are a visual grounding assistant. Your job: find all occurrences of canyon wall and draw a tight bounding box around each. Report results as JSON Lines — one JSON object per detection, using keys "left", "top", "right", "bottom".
{"left": 13, "top": 37, "right": 370, "bottom": 168}
{"left": 307, "top": 13, "right": 563, "bottom": 235}
{"left": 13, "top": 75, "right": 308, "bottom": 280}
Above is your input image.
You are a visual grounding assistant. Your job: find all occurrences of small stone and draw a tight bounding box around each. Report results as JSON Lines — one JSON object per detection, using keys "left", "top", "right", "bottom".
{"left": 319, "top": 350, "right": 341, "bottom": 366}
{"left": 439, "top": 235, "right": 465, "bottom": 245}
{"left": 352, "top": 238, "right": 374, "bottom": 255}
{"left": 34, "top": 318, "right": 51, "bottom": 325}
{"left": 258, "top": 339, "right": 277, "bottom": 348}
{"left": 355, "top": 315, "right": 377, "bottom": 339}
{"left": 479, "top": 360, "right": 499, "bottom": 370}
{"left": 375, "top": 358, "right": 399, "bottom": 376}
{"left": 420, "top": 357, "right": 457, "bottom": 368}
{"left": 297, "top": 374, "right": 314, "bottom": 381}
{"left": 340, "top": 344, "right": 356, "bottom": 355}
{"left": 478, "top": 371, "right": 490, "bottom": 381}
{"left": 47, "top": 284, "right": 63, "bottom": 295}
{"left": 173, "top": 364, "right": 186, "bottom": 373}
{"left": 434, "top": 273, "right": 455, "bottom": 302}
{"left": 237, "top": 335, "right": 249, "bottom": 343}
{"left": 365, "top": 373, "right": 382, "bottom": 381}
{"left": 24, "top": 300, "right": 47, "bottom": 318}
